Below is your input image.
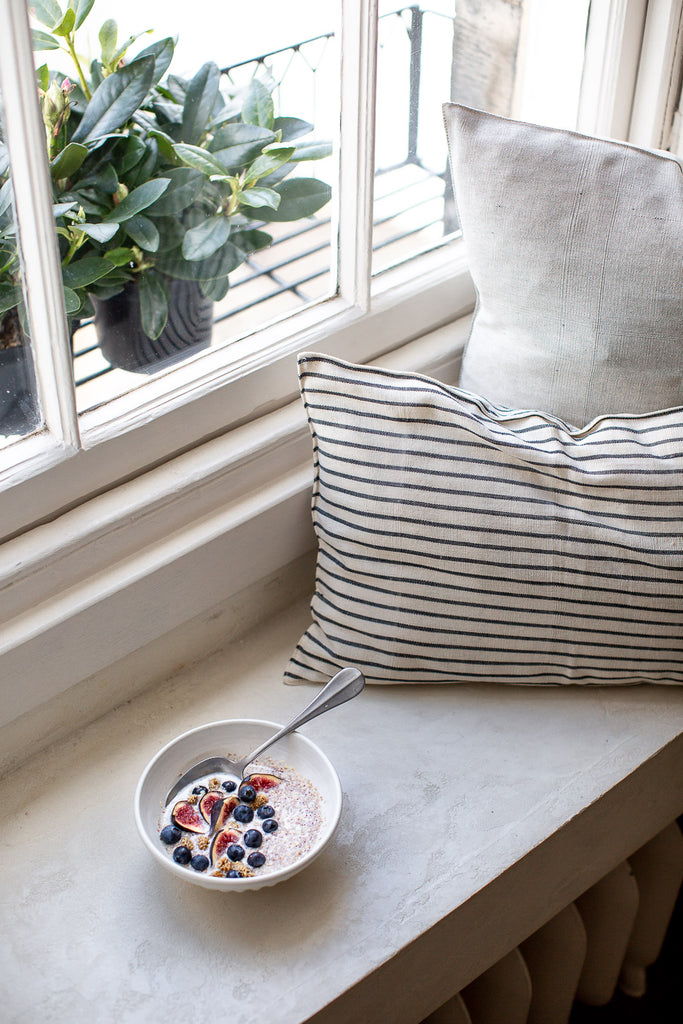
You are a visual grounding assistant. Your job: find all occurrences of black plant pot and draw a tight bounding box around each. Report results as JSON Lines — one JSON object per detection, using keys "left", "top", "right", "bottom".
{"left": 0, "top": 312, "right": 41, "bottom": 437}
{"left": 93, "top": 278, "right": 213, "bottom": 373}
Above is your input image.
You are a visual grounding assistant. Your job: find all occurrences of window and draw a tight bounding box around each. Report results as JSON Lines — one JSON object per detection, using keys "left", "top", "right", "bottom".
{"left": 0, "top": 0, "right": 623, "bottom": 538}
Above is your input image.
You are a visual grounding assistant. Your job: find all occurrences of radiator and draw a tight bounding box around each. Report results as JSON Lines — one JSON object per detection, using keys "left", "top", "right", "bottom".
{"left": 422, "top": 821, "right": 683, "bottom": 1024}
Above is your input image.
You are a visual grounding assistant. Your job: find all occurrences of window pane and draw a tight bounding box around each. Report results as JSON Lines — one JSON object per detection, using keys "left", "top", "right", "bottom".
{"left": 372, "top": 1, "right": 590, "bottom": 275}
{"left": 373, "top": 2, "right": 459, "bottom": 275}
{"left": 30, "top": 1, "right": 337, "bottom": 414}
{"left": 0, "top": 89, "right": 41, "bottom": 446}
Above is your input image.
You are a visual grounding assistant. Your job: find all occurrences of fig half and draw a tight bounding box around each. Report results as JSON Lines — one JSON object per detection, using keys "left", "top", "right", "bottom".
{"left": 199, "top": 790, "right": 223, "bottom": 823}
{"left": 210, "top": 828, "right": 242, "bottom": 865}
{"left": 211, "top": 796, "right": 239, "bottom": 832}
{"left": 171, "top": 800, "right": 207, "bottom": 834}
{"left": 247, "top": 773, "right": 281, "bottom": 792}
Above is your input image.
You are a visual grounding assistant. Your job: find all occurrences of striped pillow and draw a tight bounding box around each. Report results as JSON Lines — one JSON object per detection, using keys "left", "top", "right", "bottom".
{"left": 285, "top": 353, "right": 683, "bottom": 686}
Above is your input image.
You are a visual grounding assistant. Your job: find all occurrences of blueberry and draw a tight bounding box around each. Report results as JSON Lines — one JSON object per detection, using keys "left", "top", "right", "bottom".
{"left": 226, "top": 869, "right": 241, "bottom": 878}
{"left": 247, "top": 851, "right": 266, "bottom": 869}
{"left": 227, "top": 843, "right": 245, "bottom": 861}
{"left": 160, "top": 825, "right": 181, "bottom": 845}
{"left": 233, "top": 804, "right": 254, "bottom": 824}
{"left": 256, "top": 804, "right": 275, "bottom": 819}
{"left": 244, "top": 829, "right": 262, "bottom": 848}
{"left": 223, "top": 780, "right": 236, "bottom": 793}
{"left": 191, "top": 785, "right": 208, "bottom": 797}
{"left": 190, "top": 855, "right": 209, "bottom": 872}
{"left": 173, "top": 845, "right": 192, "bottom": 865}
{"left": 262, "top": 818, "right": 279, "bottom": 834}
{"left": 238, "top": 784, "right": 256, "bottom": 803}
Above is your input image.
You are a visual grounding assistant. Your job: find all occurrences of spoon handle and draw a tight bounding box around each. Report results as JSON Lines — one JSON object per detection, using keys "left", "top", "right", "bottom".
{"left": 237, "top": 667, "right": 365, "bottom": 773}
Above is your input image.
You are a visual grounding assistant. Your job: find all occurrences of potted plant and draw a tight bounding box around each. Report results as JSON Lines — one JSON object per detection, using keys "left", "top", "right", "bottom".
{"left": 0, "top": 0, "right": 332, "bottom": 382}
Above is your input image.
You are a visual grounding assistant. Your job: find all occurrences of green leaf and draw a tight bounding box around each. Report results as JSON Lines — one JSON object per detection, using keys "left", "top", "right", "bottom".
{"left": 30, "top": 0, "right": 63, "bottom": 29}
{"left": 118, "top": 135, "right": 147, "bottom": 175}
{"left": 272, "top": 117, "right": 313, "bottom": 142}
{"left": 245, "top": 147, "right": 295, "bottom": 184}
{"left": 98, "top": 18, "right": 117, "bottom": 66}
{"left": 103, "top": 247, "right": 134, "bottom": 267}
{"left": 238, "top": 187, "right": 280, "bottom": 211}
{"left": 36, "top": 63, "right": 50, "bottom": 90}
{"left": 89, "top": 58, "right": 104, "bottom": 90}
{"left": 31, "top": 29, "right": 61, "bottom": 50}
{"left": 134, "top": 37, "right": 175, "bottom": 88}
{"left": 147, "top": 167, "right": 204, "bottom": 214}
{"left": 201, "top": 276, "right": 229, "bottom": 302}
{"left": 61, "top": 257, "right": 115, "bottom": 289}
{"left": 208, "top": 123, "right": 275, "bottom": 159}
{"left": 52, "top": 7, "right": 76, "bottom": 37}
{"left": 62, "top": 286, "right": 82, "bottom": 315}
{"left": 172, "top": 143, "right": 229, "bottom": 178}
{"left": 80, "top": 222, "right": 119, "bottom": 243}
{"left": 241, "top": 79, "right": 274, "bottom": 129}
{"left": 50, "top": 142, "right": 89, "bottom": 180}
{"left": 255, "top": 177, "right": 331, "bottom": 222}
{"left": 0, "top": 284, "right": 21, "bottom": 317}
{"left": 181, "top": 216, "right": 230, "bottom": 261}
{"left": 69, "top": 0, "right": 96, "bottom": 30}
{"left": 231, "top": 229, "right": 272, "bottom": 254}
{"left": 291, "top": 140, "right": 333, "bottom": 161}
{"left": 138, "top": 273, "right": 168, "bottom": 339}
{"left": 0, "top": 180, "right": 13, "bottom": 219}
{"left": 147, "top": 129, "right": 177, "bottom": 164}
{"left": 104, "top": 178, "right": 170, "bottom": 222}
{"left": 181, "top": 62, "right": 220, "bottom": 146}
{"left": 109, "top": 30, "right": 154, "bottom": 69}
{"left": 156, "top": 240, "right": 244, "bottom": 282}
{"left": 77, "top": 161, "right": 118, "bottom": 194}
{"left": 72, "top": 55, "right": 155, "bottom": 143}
{"left": 52, "top": 201, "right": 79, "bottom": 217}
{"left": 125, "top": 214, "right": 159, "bottom": 251}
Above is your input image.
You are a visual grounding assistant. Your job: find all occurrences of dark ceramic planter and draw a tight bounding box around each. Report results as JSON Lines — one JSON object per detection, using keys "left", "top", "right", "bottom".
{"left": 93, "top": 277, "right": 213, "bottom": 373}
{"left": 0, "top": 312, "right": 40, "bottom": 437}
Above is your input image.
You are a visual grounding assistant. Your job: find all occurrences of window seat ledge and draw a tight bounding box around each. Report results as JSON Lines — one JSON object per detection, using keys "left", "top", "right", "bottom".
{"left": 2, "top": 594, "right": 683, "bottom": 1024}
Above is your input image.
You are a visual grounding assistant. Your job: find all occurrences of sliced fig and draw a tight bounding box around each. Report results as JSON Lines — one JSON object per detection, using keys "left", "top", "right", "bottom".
{"left": 199, "top": 790, "right": 224, "bottom": 823}
{"left": 210, "top": 828, "right": 242, "bottom": 865}
{"left": 247, "top": 773, "right": 281, "bottom": 792}
{"left": 211, "top": 795, "right": 239, "bottom": 832}
{"left": 171, "top": 800, "right": 207, "bottom": 834}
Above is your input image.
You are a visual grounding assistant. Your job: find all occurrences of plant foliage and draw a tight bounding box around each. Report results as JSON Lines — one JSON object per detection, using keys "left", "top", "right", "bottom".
{"left": 0, "top": 0, "right": 332, "bottom": 340}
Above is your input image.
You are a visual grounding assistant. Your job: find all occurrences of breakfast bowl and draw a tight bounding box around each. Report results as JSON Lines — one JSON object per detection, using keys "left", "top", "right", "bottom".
{"left": 134, "top": 718, "right": 343, "bottom": 891}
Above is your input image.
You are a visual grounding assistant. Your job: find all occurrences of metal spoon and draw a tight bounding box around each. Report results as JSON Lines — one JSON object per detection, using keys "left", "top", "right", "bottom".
{"left": 164, "top": 666, "right": 365, "bottom": 805}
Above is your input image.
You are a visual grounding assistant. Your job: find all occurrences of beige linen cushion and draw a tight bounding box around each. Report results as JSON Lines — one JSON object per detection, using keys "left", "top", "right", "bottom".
{"left": 443, "top": 103, "right": 683, "bottom": 427}
{"left": 285, "top": 353, "right": 683, "bottom": 687}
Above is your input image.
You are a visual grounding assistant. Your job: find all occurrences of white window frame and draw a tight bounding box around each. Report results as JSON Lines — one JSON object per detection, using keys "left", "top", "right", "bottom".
{"left": 0, "top": 0, "right": 681, "bottom": 756}
{"left": 0, "top": 0, "right": 474, "bottom": 542}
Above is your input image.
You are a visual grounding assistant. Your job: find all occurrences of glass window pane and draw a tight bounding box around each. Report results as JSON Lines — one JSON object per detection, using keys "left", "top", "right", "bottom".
{"left": 0, "top": 88, "right": 42, "bottom": 446}
{"left": 29, "top": 1, "right": 338, "bottom": 414}
{"left": 373, "top": 2, "right": 458, "bottom": 275}
{"left": 372, "top": 1, "right": 590, "bottom": 275}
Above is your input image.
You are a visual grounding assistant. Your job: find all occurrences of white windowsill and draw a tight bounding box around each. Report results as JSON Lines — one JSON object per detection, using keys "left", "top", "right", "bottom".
{"left": 0, "top": 316, "right": 471, "bottom": 775}
{"left": 3, "top": 591, "right": 682, "bottom": 1023}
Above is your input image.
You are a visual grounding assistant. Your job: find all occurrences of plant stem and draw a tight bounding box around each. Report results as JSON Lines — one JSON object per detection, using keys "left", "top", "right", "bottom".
{"left": 64, "top": 35, "right": 91, "bottom": 101}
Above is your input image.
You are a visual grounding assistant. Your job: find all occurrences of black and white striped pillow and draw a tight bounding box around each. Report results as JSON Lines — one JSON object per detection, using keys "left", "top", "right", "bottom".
{"left": 285, "top": 353, "right": 683, "bottom": 686}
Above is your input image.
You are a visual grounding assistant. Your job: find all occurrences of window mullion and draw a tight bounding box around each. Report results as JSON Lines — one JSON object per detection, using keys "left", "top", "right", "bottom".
{"left": 577, "top": 0, "right": 649, "bottom": 140}
{"left": 337, "top": 0, "right": 378, "bottom": 313}
{"left": 629, "top": 0, "right": 683, "bottom": 149}
{"left": 0, "top": 0, "right": 80, "bottom": 449}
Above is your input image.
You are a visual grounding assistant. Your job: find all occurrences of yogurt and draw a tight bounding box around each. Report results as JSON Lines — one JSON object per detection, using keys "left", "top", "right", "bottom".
{"left": 158, "top": 759, "right": 323, "bottom": 878}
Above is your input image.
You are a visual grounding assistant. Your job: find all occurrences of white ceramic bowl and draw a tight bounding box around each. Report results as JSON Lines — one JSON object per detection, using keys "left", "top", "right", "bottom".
{"left": 134, "top": 718, "right": 342, "bottom": 891}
